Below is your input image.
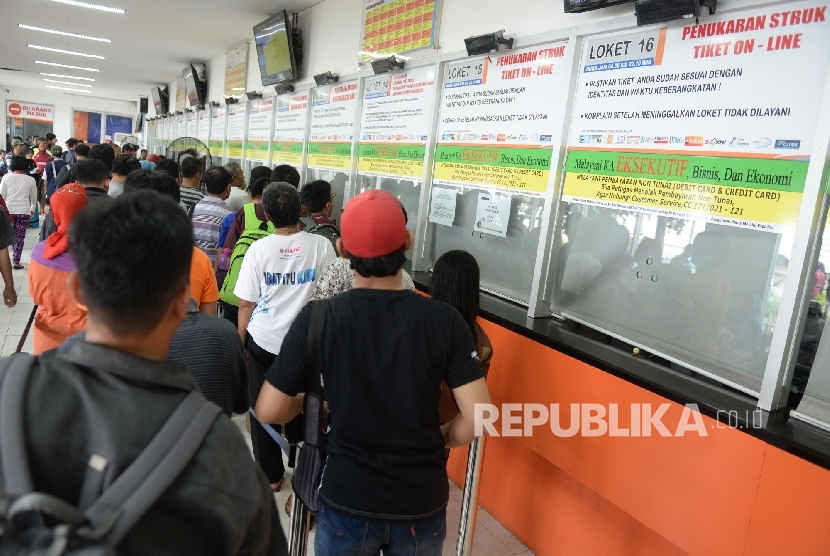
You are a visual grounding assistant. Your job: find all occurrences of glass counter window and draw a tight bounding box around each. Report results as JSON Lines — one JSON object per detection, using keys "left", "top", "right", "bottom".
{"left": 423, "top": 185, "right": 544, "bottom": 304}
{"left": 551, "top": 200, "right": 794, "bottom": 393}
{"left": 305, "top": 168, "right": 348, "bottom": 224}
{"left": 359, "top": 174, "right": 423, "bottom": 261}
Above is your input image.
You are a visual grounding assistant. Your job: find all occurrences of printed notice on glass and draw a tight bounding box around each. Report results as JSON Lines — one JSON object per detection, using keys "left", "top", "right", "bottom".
{"left": 428, "top": 186, "right": 457, "bottom": 226}
{"left": 308, "top": 81, "right": 358, "bottom": 171}
{"left": 187, "top": 111, "right": 197, "bottom": 137}
{"left": 176, "top": 76, "right": 186, "bottom": 112}
{"left": 474, "top": 192, "right": 511, "bottom": 237}
{"left": 273, "top": 93, "right": 309, "bottom": 167}
{"left": 433, "top": 42, "right": 569, "bottom": 196}
{"left": 224, "top": 43, "right": 248, "bottom": 98}
{"left": 226, "top": 104, "right": 246, "bottom": 158}
{"left": 197, "top": 110, "right": 210, "bottom": 143}
{"left": 246, "top": 99, "right": 274, "bottom": 161}
{"left": 563, "top": 0, "right": 830, "bottom": 233}
{"left": 210, "top": 107, "right": 226, "bottom": 155}
{"left": 358, "top": 66, "right": 436, "bottom": 180}
{"left": 176, "top": 113, "right": 186, "bottom": 139}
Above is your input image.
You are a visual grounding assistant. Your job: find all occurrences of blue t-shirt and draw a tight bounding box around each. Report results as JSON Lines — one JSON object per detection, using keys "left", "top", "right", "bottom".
{"left": 218, "top": 211, "right": 236, "bottom": 248}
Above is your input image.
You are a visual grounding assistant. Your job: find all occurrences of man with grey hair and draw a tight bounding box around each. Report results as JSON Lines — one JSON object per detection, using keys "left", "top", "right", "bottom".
{"left": 234, "top": 182, "right": 335, "bottom": 492}
{"left": 224, "top": 161, "right": 250, "bottom": 211}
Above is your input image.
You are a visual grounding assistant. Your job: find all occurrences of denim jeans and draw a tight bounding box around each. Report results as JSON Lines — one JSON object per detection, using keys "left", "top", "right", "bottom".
{"left": 315, "top": 499, "right": 447, "bottom": 556}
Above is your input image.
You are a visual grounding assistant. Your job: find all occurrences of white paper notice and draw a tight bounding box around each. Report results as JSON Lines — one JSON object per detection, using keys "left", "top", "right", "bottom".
{"left": 474, "top": 193, "right": 511, "bottom": 237}
{"left": 428, "top": 187, "right": 457, "bottom": 226}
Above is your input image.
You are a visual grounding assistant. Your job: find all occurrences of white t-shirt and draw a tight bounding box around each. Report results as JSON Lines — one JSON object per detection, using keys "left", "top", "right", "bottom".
{"left": 226, "top": 187, "right": 249, "bottom": 211}
{"left": 235, "top": 231, "right": 336, "bottom": 354}
{"left": 0, "top": 173, "right": 38, "bottom": 215}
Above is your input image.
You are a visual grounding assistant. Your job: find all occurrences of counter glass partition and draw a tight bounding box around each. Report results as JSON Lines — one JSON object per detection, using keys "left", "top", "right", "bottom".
{"left": 359, "top": 174, "right": 422, "bottom": 261}
{"left": 306, "top": 168, "right": 348, "bottom": 224}
{"left": 549, "top": 199, "right": 795, "bottom": 393}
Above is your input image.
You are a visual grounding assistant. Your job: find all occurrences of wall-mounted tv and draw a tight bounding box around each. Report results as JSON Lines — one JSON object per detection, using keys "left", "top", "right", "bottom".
{"left": 253, "top": 10, "right": 298, "bottom": 86}
{"left": 151, "top": 85, "right": 169, "bottom": 114}
{"left": 183, "top": 63, "right": 207, "bottom": 108}
{"left": 564, "top": 0, "right": 634, "bottom": 13}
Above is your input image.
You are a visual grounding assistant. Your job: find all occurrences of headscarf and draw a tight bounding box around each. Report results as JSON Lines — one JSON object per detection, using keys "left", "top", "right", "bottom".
{"left": 43, "top": 183, "right": 88, "bottom": 259}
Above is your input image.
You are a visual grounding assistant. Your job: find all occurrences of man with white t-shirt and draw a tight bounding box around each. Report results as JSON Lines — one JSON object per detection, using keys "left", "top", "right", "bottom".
{"left": 235, "top": 182, "right": 335, "bottom": 492}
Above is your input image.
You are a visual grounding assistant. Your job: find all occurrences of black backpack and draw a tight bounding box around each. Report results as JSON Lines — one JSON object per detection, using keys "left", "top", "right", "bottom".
{"left": 0, "top": 354, "right": 221, "bottom": 555}
{"left": 300, "top": 217, "right": 340, "bottom": 251}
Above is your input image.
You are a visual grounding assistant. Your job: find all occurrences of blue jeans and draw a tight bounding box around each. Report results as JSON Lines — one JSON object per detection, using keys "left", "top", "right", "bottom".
{"left": 315, "top": 500, "right": 447, "bottom": 556}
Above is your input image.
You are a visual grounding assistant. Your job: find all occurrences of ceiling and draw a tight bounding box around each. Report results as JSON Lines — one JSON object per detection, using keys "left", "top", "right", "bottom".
{"left": 0, "top": 0, "right": 321, "bottom": 103}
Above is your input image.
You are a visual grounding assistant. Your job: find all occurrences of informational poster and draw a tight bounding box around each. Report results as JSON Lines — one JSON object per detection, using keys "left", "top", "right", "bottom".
{"left": 308, "top": 81, "right": 358, "bottom": 171}
{"left": 563, "top": 0, "right": 830, "bottom": 233}
{"left": 210, "top": 106, "right": 226, "bottom": 156}
{"left": 225, "top": 43, "right": 248, "bottom": 98}
{"left": 246, "top": 98, "right": 274, "bottom": 162}
{"left": 175, "top": 76, "right": 186, "bottom": 112}
{"left": 428, "top": 186, "right": 457, "bottom": 226}
{"left": 6, "top": 101, "right": 53, "bottom": 122}
{"left": 358, "top": 66, "right": 435, "bottom": 180}
{"left": 474, "top": 192, "right": 511, "bottom": 237}
{"left": 186, "top": 110, "right": 197, "bottom": 137}
{"left": 273, "top": 92, "right": 309, "bottom": 167}
{"left": 197, "top": 109, "right": 210, "bottom": 143}
{"left": 362, "top": 0, "right": 438, "bottom": 58}
{"left": 176, "top": 113, "right": 186, "bottom": 139}
{"left": 226, "top": 103, "right": 246, "bottom": 159}
{"left": 433, "top": 42, "right": 569, "bottom": 196}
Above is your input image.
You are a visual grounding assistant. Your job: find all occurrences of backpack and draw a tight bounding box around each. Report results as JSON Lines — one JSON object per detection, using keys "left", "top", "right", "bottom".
{"left": 0, "top": 354, "right": 221, "bottom": 555}
{"left": 219, "top": 203, "right": 275, "bottom": 307}
{"left": 300, "top": 216, "right": 340, "bottom": 251}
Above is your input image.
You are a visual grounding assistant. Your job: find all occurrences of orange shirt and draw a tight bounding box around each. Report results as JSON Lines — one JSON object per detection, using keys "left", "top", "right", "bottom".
{"left": 191, "top": 246, "right": 219, "bottom": 305}
{"left": 28, "top": 244, "right": 86, "bottom": 354}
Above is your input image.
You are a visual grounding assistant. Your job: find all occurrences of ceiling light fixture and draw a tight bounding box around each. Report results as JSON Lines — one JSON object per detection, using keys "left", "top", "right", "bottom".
{"left": 35, "top": 60, "right": 99, "bottom": 72}
{"left": 46, "top": 85, "right": 90, "bottom": 93}
{"left": 44, "top": 79, "right": 92, "bottom": 87}
{"left": 51, "top": 0, "right": 125, "bottom": 14}
{"left": 29, "top": 45, "right": 104, "bottom": 59}
{"left": 40, "top": 72, "right": 95, "bottom": 81}
{"left": 19, "top": 24, "right": 110, "bottom": 42}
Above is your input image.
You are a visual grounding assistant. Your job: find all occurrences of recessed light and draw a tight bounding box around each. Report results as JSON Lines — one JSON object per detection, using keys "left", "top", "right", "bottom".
{"left": 19, "top": 24, "right": 110, "bottom": 43}
{"left": 46, "top": 85, "right": 90, "bottom": 93}
{"left": 40, "top": 73, "right": 96, "bottom": 81}
{"left": 44, "top": 79, "right": 92, "bottom": 87}
{"left": 51, "top": 0, "right": 124, "bottom": 13}
{"left": 29, "top": 45, "right": 104, "bottom": 59}
{"left": 35, "top": 60, "right": 99, "bottom": 72}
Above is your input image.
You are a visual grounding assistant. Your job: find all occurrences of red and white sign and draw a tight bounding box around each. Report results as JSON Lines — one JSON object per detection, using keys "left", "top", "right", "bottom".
{"left": 6, "top": 101, "right": 54, "bottom": 122}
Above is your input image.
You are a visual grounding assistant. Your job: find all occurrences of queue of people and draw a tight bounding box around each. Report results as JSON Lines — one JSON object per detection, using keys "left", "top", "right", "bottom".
{"left": 0, "top": 141, "right": 493, "bottom": 555}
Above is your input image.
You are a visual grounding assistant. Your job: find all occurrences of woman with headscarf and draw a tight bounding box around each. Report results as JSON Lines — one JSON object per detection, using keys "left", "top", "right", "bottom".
{"left": 28, "top": 183, "right": 88, "bottom": 354}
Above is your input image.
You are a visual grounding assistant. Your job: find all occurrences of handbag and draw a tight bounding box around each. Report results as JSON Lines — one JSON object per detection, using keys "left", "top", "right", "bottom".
{"left": 291, "top": 299, "right": 328, "bottom": 513}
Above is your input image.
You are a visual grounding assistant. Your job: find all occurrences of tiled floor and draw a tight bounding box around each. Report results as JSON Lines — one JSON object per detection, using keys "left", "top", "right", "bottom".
{"left": 3, "top": 224, "right": 532, "bottom": 555}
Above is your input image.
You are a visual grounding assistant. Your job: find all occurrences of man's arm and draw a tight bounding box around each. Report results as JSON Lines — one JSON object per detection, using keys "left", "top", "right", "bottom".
{"left": 238, "top": 299, "right": 255, "bottom": 343}
{"left": 0, "top": 247, "right": 16, "bottom": 308}
{"left": 254, "top": 381, "right": 304, "bottom": 424}
{"left": 440, "top": 377, "right": 491, "bottom": 448}
{"left": 199, "top": 301, "right": 218, "bottom": 316}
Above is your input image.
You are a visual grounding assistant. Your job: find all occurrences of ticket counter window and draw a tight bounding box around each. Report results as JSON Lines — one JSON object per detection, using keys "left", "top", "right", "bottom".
{"left": 550, "top": 201, "right": 792, "bottom": 393}
{"left": 359, "top": 174, "right": 421, "bottom": 260}
{"left": 306, "top": 168, "right": 347, "bottom": 224}
{"left": 790, "top": 220, "right": 830, "bottom": 425}
{"left": 423, "top": 186, "right": 543, "bottom": 304}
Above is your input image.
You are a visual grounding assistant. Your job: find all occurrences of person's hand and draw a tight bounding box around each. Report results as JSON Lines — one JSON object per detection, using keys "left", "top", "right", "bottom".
{"left": 3, "top": 286, "right": 17, "bottom": 308}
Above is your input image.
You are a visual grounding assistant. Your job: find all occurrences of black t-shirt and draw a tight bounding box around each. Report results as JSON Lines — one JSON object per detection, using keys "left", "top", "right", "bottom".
{"left": 265, "top": 289, "right": 483, "bottom": 522}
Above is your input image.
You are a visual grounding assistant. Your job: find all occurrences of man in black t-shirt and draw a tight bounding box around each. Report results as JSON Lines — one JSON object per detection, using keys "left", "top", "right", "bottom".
{"left": 256, "top": 189, "right": 490, "bottom": 555}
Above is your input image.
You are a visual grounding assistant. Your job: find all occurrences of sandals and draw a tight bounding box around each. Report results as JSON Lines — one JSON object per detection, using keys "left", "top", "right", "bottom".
{"left": 272, "top": 478, "right": 283, "bottom": 493}
{"left": 12, "top": 265, "right": 23, "bottom": 270}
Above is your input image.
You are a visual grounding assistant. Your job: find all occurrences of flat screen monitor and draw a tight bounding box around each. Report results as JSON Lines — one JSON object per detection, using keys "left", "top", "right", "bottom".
{"left": 635, "top": 0, "right": 699, "bottom": 25}
{"left": 182, "top": 64, "right": 206, "bottom": 108}
{"left": 254, "top": 10, "right": 297, "bottom": 86}
{"left": 564, "top": 0, "right": 634, "bottom": 12}
{"left": 151, "top": 86, "right": 168, "bottom": 114}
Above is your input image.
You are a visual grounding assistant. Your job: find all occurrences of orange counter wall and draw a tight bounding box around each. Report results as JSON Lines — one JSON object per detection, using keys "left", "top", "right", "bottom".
{"left": 447, "top": 319, "right": 830, "bottom": 555}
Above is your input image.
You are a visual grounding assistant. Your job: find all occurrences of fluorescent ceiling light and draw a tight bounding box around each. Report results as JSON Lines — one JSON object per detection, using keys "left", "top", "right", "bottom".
{"left": 46, "top": 85, "right": 90, "bottom": 93}
{"left": 35, "top": 60, "right": 99, "bottom": 72}
{"left": 19, "top": 24, "right": 110, "bottom": 42}
{"left": 29, "top": 45, "right": 104, "bottom": 59}
{"left": 51, "top": 0, "right": 125, "bottom": 13}
{"left": 44, "top": 79, "right": 92, "bottom": 87}
{"left": 40, "top": 72, "right": 95, "bottom": 81}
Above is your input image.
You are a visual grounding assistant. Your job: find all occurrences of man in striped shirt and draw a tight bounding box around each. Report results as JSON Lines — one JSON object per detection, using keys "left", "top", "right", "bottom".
{"left": 192, "top": 166, "right": 234, "bottom": 262}
{"left": 179, "top": 156, "right": 205, "bottom": 213}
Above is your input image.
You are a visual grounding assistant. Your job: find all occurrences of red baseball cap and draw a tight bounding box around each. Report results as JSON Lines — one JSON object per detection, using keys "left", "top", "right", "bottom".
{"left": 341, "top": 189, "right": 407, "bottom": 258}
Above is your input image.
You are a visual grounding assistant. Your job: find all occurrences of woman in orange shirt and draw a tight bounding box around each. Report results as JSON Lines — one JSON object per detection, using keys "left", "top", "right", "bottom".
{"left": 29, "top": 183, "right": 88, "bottom": 353}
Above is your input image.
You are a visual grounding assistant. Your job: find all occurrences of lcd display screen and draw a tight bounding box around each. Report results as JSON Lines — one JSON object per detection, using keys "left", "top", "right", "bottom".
{"left": 564, "top": 0, "right": 634, "bottom": 13}
{"left": 183, "top": 64, "right": 205, "bottom": 107}
{"left": 254, "top": 10, "right": 296, "bottom": 86}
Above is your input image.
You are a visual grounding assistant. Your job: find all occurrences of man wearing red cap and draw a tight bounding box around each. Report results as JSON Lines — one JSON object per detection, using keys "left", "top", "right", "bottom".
{"left": 255, "top": 189, "right": 491, "bottom": 555}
